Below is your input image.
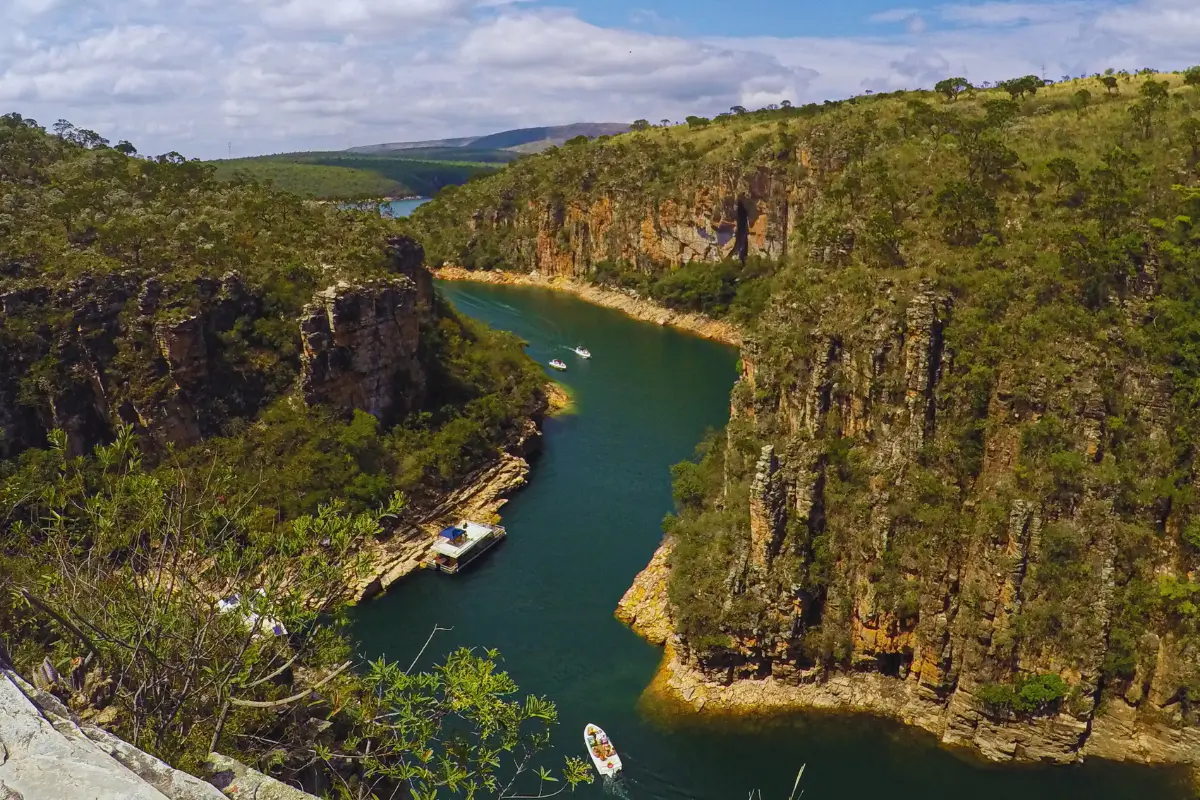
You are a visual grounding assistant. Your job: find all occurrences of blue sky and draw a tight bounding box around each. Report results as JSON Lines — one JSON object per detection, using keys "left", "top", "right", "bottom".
{"left": 0, "top": 0, "right": 1193, "bottom": 158}
{"left": 577, "top": 0, "right": 961, "bottom": 37}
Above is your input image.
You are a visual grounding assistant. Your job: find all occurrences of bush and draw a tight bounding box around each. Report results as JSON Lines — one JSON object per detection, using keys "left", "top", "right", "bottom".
{"left": 978, "top": 673, "right": 1069, "bottom": 715}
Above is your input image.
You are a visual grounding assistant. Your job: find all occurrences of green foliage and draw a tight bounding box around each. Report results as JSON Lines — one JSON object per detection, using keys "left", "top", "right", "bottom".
{"left": 1, "top": 430, "right": 588, "bottom": 795}
{"left": 978, "top": 673, "right": 1069, "bottom": 715}
{"left": 174, "top": 303, "right": 544, "bottom": 519}
{"left": 999, "top": 75, "right": 1044, "bottom": 100}
{"left": 934, "top": 181, "right": 996, "bottom": 245}
{"left": 341, "top": 649, "right": 593, "bottom": 799}
{"left": 935, "top": 77, "right": 971, "bottom": 102}
{"left": 1184, "top": 66, "right": 1200, "bottom": 90}
{"left": 209, "top": 159, "right": 407, "bottom": 200}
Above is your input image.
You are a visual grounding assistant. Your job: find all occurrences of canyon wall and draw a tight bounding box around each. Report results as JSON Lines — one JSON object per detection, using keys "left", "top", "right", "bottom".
{"left": 618, "top": 278, "right": 1200, "bottom": 775}
{"left": 416, "top": 94, "right": 1200, "bottom": 778}
{"left": 0, "top": 237, "right": 431, "bottom": 458}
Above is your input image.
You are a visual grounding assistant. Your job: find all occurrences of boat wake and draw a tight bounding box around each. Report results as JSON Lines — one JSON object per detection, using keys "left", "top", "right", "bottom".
{"left": 602, "top": 773, "right": 632, "bottom": 798}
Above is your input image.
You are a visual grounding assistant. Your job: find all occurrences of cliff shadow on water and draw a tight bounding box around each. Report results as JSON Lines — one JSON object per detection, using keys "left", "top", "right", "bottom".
{"left": 351, "top": 281, "right": 1190, "bottom": 800}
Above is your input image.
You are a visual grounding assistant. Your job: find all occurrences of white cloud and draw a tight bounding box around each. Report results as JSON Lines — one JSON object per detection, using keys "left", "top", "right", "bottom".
{"left": 256, "top": 0, "right": 527, "bottom": 33}
{"left": 0, "top": 26, "right": 213, "bottom": 106}
{"left": 1, "top": 0, "right": 1199, "bottom": 158}
{"left": 870, "top": 8, "right": 922, "bottom": 23}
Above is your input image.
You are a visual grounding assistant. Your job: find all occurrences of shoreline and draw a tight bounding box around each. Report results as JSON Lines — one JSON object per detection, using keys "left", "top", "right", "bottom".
{"left": 352, "top": 377, "right": 563, "bottom": 602}
{"left": 432, "top": 267, "right": 743, "bottom": 348}
{"left": 615, "top": 545, "right": 1200, "bottom": 787}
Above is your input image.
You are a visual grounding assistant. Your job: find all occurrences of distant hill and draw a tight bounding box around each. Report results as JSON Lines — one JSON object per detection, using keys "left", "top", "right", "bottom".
{"left": 207, "top": 151, "right": 500, "bottom": 201}
{"left": 206, "top": 123, "right": 629, "bottom": 201}
{"left": 347, "top": 123, "right": 631, "bottom": 156}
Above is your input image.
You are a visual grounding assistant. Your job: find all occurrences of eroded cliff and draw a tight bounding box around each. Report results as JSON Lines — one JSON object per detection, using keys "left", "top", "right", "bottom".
{"left": 411, "top": 76, "right": 1200, "bottom": 775}
{"left": 0, "top": 237, "right": 432, "bottom": 458}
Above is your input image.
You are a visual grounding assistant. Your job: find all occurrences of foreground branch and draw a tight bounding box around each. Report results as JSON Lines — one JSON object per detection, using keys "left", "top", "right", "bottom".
{"left": 230, "top": 660, "right": 354, "bottom": 709}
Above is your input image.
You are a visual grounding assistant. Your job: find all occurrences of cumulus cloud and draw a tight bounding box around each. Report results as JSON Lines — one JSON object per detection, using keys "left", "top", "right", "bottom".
{"left": 0, "top": 26, "right": 213, "bottom": 106}
{"left": 1, "top": 0, "right": 1199, "bottom": 158}
{"left": 256, "top": 0, "right": 530, "bottom": 34}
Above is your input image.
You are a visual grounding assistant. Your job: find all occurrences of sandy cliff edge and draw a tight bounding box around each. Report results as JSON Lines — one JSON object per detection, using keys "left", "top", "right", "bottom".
{"left": 432, "top": 267, "right": 742, "bottom": 348}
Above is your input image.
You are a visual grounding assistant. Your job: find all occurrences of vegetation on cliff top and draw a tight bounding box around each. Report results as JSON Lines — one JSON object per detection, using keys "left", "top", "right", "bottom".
{"left": 0, "top": 113, "right": 580, "bottom": 796}
{"left": 410, "top": 69, "right": 1200, "bottom": 725}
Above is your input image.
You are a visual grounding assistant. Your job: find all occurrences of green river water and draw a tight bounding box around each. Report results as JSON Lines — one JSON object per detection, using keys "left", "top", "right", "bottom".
{"left": 352, "top": 281, "right": 1188, "bottom": 800}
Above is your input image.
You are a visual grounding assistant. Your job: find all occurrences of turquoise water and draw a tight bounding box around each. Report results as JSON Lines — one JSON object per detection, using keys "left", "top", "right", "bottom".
{"left": 384, "top": 198, "right": 430, "bottom": 217}
{"left": 351, "top": 281, "right": 1188, "bottom": 800}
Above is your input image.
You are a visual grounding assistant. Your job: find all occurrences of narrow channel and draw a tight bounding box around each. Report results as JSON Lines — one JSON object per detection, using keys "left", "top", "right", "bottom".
{"left": 351, "top": 281, "right": 1187, "bottom": 800}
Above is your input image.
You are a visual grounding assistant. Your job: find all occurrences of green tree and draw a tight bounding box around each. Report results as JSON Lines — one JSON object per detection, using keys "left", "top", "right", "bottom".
{"left": 3, "top": 427, "right": 387, "bottom": 770}
{"left": 1183, "top": 118, "right": 1200, "bottom": 166}
{"left": 934, "top": 181, "right": 997, "bottom": 245}
{"left": 935, "top": 77, "right": 971, "bottom": 102}
{"left": 337, "top": 649, "right": 592, "bottom": 799}
{"left": 631, "top": 119, "right": 651, "bottom": 131}
{"left": 1130, "top": 79, "right": 1171, "bottom": 138}
{"left": 1185, "top": 66, "right": 1200, "bottom": 91}
{"left": 686, "top": 116, "right": 711, "bottom": 129}
{"left": 1102, "top": 75, "right": 1120, "bottom": 94}
{"left": 1045, "top": 156, "right": 1081, "bottom": 196}
{"left": 1071, "top": 88, "right": 1092, "bottom": 114}
{"left": 1000, "top": 75, "right": 1043, "bottom": 100}
{"left": 962, "top": 136, "right": 1021, "bottom": 188}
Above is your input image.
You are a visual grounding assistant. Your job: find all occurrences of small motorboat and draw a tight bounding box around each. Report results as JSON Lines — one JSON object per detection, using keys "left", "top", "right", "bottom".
{"left": 571, "top": 346, "right": 592, "bottom": 359}
{"left": 584, "top": 724, "right": 622, "bottom": 776}
{"left": 549, "top": 359, "right": 567, "bottom": 371}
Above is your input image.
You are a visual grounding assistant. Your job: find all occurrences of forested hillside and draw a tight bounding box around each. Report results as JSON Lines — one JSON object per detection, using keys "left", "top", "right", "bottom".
{"left": 0, "top": 113, "right": 590, "bottom": 797}
{"left": 209, "top": 151, "right": 501, "bottom": 200}
{"left": 409, "top": 69, "right": 1200, "bottom": 773}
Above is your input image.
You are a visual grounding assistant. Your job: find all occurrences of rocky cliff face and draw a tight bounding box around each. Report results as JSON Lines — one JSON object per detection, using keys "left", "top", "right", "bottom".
{"left": 617, "top": 276, "right": 1200, "bottom": 776}
{"left": 0, "top": 236, "right": 434, "bottom": 458}
{"left": 420, "top": 89, "right": 1200, "bottom": 778}
{"left": 419, "top": 148, "right": 806, "bottom": 278}
{"left": 512, "top": 169, "right": 790, "bottom": 276}
{"left": 300, "top": 278, "right": 425, "bottom": 425}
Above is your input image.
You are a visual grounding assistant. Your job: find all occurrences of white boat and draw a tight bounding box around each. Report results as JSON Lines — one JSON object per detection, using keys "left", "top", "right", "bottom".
{"left": 428, "top": 520, "right": 506, "bottom": 574}
{"left": 571, "top": 346, "right": 591, "bottom": 359}
{"left": 217, "top": 589, "right": 287, "bottom": 637}
{"left": 549, "top": 359, "right": 567, "bottom": 371}
{"left": 583, "top": 724, "right": 622, "bottom": 776}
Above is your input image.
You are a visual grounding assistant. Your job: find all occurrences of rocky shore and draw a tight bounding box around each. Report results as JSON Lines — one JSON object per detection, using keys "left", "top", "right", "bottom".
{"left": 432, "top": 266, "right": 742, "bottom": 347}
{"left": 616, "top": 542, "right": 1200, "bottom": 787}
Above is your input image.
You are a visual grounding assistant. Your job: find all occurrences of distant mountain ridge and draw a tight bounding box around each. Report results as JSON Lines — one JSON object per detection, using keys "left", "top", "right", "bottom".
{"left": 347, "top": 123, "right": 631, "bottom": 155}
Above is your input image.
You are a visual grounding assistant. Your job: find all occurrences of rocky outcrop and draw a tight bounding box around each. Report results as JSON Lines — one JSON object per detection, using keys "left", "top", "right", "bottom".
{"left": 747, "top": 446, "right": 786, "bottom": 571}
{"left": 0, "top": 667, "right": 228, "bottom": 800}
{"left": 354, "top": 451, "right": 532, "bottom": 601}
{"left": 0, "top": 247, "right": 444, "bottom": 458}
{"left": 615, "top": 540, "right": 675, "bottom": 645}
{"left": 205, "top": 754, "right": 319, "bottom": 800}
{"left": 0, "top": 271, "right": 268, "bottom": 457}
{"left": 300, "top": 278, "right": 426, "bottom": 423}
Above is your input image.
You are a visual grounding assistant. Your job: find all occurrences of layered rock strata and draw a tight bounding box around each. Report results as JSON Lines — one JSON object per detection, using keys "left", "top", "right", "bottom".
{"left": 617, "top": 280, "right": 1200, "bottom": 779}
